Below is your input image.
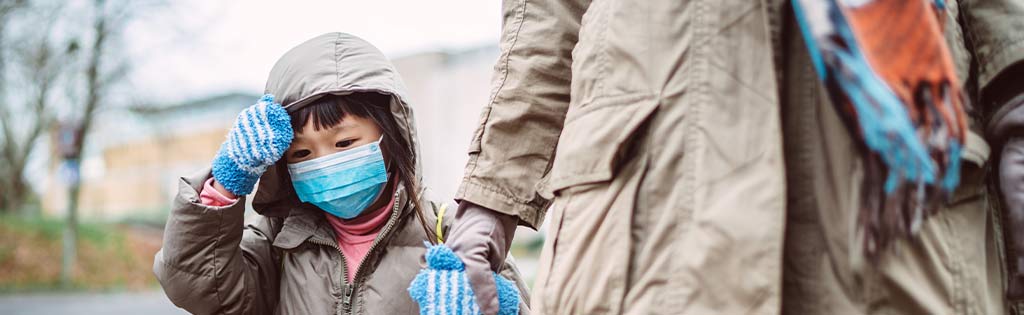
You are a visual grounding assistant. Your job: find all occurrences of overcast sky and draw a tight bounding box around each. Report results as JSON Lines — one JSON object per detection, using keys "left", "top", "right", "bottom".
{"left": 123, "top": 0, "right": 501, "bottom": 104}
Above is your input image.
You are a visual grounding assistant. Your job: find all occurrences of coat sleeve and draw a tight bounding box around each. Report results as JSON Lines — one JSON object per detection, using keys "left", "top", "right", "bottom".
{"left": 455, "top": 0, "right": 591, "bottom": 229}
{"left": 960, "top": 0, "right": 1024, "bottom": 141}
{"left": 153, "top": 168, "right": 282, "bottom": 315}
{"left": 959, "top": 0, "right": 1024, "bottom": 91}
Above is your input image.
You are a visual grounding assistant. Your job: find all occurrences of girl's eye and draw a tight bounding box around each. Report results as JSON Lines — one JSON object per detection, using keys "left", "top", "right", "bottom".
{"left": 336, "top": 140, "right": 355, "bottom": 148}
{"left": 291, "top": 150, "right": 310, "bottom": 159}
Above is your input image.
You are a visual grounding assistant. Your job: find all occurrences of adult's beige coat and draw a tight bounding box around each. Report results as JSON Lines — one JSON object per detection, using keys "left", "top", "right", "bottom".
{"left": 456, "top": 0, "right": 1024, "bottom": 314}
{"left": 153, "top": 33, "right": 529, "bottom": 315}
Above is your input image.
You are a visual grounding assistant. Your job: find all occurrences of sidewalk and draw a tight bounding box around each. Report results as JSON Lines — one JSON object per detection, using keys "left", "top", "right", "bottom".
{"left": 0, "top": 290, "right": 185, "bottom": 315}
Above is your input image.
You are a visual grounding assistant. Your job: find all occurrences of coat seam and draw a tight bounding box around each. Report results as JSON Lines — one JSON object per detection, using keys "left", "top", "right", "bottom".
{"left": 944, "top": 213, "right": 969, "bottom": 315}
{"left": 487, "top": 0, "right": 529, "bottom": 108}
{"left": 462, "top": 177, "right": 544, "bottom": 215}
{"left": 158, "top": 259, "right": 211, "bottom": 279}
{"left": 461, "top": 0, "right": 529, "bottom": 194}
{"left": 457, "top": 180, "right": 542, "bottom": 228}
{"left": 335, "top": 33, "right": 342, "bottom": 88}
{"left": 563, "top": 93, "right": 651, "bottom": 124}
{"left": 213, "top": 207, "right": 225, "bottom": 310}
{"left": 461, "top": 180, "right": 533, "bottom": 207}
{"left": 594, "top": 0, "right": 608, "bottom": 98}
{"left": 667, "top": 0, "right": 705, "bottom": 310}
{"left": 542, "top": 192, "right": 574, "bottom": 312}
{"left": 475, "top": 0, "right": 528, "bottom": 169}
{"left": 759, "top": 0, "right": 785, "bottom": 312}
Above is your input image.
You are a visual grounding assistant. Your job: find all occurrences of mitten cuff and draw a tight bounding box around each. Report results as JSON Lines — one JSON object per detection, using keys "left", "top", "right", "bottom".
{"left": 211, "top": 152, "right": 261, "bottom": 196}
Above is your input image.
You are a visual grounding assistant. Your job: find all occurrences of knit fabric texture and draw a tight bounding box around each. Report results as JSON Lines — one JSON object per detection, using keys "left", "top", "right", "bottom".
{"left": 408, "top": 244, "right": 519, "bottom": 315}
{"left": 211, "top": 94, "right": 294, "bottom": 196}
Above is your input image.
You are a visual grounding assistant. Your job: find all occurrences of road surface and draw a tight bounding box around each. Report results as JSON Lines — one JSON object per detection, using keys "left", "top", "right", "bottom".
{"left": 0, "top": 290, "right": 186, "bottom": 315}
{"left": 0, "top": 255, "right": 539, "bottom": 315}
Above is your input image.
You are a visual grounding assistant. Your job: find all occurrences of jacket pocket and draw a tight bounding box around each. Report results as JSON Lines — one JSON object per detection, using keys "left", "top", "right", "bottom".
{"left": 949, "top": 132, "right": 988, "bottom": 205}
{"left": 540, "top": 93, "right": 658, "bottom": 197}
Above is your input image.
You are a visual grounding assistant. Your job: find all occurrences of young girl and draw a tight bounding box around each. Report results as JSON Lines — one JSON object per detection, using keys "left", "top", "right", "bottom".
{"left": 153, "top": 33, "right": 528, "bottom": 315}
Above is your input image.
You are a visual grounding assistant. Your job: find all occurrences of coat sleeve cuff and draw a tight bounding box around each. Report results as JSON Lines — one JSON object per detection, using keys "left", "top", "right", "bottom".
{"left": 979, "top": 38, "right": 1024, "bottom": 89}
{"left": 455, "top": 180, "right": 547, "bottom": 230}
{"left": 986, "top": 94, "right": 1024, "bottom": 145}
{"left": 168, "top": 168, "right": 248, "bottom": 247}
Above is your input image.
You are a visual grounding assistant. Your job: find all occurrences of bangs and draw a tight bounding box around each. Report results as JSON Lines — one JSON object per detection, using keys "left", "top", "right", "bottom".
{"left": 290, "top": 94, "right": 380, "bottom": 133}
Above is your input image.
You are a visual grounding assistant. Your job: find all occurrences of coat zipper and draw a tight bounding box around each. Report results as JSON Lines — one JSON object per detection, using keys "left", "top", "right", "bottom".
{"left": 306, "top": 189, "right": 403, "bottom": 315}
{"left": 307, "top": 237, "right": 349, "bottom": 315}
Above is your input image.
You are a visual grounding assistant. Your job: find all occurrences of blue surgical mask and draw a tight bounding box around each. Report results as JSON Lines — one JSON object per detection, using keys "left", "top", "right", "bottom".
{"left": 287, "top": 137, "right": 388, "bottom": 219}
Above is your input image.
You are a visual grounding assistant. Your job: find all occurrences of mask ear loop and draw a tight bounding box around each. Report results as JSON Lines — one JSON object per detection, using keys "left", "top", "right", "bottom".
{"left": 377, "top": 134, "right": 393, "bottom": 173}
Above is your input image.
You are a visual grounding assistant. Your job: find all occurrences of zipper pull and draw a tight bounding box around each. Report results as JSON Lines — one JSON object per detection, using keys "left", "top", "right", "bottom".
{"left": 342, "top": 284, "right": 354, "bottom": 310}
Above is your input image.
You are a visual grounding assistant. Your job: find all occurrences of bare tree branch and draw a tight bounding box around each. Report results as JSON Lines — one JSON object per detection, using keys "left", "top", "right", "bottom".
{"left": 0, "top": 0, "right": 56, "bottom": 213}
{"left": 0, "top": 0, "right": 162, "bottom": 213}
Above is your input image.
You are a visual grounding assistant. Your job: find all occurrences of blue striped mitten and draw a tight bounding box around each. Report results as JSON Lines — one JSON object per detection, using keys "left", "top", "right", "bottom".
{"left": 408, "top": 244, "right": 519, "bottom": 315}
{"left": 211, "top": 94, "right": 294, "bottom": 196}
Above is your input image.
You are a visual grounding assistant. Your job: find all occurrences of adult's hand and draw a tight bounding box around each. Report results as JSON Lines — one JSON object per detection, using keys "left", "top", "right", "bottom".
{"left": 1002, "top": 136, "right": 1024, "bottom": 300}
{"left": 994, "top": 91, "right": 1024, "bottom": 300}
{"left": 446, "top": 201, "right": 519, "bottom": 315}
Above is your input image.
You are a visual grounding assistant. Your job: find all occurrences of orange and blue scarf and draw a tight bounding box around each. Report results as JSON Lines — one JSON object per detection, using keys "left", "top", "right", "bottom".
{"left": 792, "top": 0, "right": 969, "bottom": 258}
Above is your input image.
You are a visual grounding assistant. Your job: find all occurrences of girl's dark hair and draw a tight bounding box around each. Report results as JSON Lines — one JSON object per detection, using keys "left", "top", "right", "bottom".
{"left": 290, "top": 92, "right": 436, "bottom": 243}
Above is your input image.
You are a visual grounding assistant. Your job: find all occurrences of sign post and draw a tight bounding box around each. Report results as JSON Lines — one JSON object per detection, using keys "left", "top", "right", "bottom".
{"left": 58, "top": 122, "right": 82, "bottom": 288}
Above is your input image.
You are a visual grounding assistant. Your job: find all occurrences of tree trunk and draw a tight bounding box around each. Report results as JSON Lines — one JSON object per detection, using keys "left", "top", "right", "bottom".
{"left": 61, "top": 0, "right": 109, "bottom": 286}
{"left": 61, "top": 165, "right": 80, "bottom": 288}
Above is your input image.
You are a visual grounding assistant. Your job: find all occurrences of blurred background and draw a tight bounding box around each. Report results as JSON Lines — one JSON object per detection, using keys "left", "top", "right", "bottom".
{"left": 0, "top": 1, "right": 542, "bottom": 313}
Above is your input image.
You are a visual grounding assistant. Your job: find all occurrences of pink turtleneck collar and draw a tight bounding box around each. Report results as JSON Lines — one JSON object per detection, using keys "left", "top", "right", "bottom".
{"left": 200, "top": 176, "right": 398, "bottom": 282}
{"left": 323, "top": 184, "right": 397, "bottom": 282}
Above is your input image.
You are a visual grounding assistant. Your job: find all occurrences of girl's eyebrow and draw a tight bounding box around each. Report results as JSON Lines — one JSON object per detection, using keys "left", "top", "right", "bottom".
{"left": 330, "top": 121, "right": 351, "bottom": 130}
{"left": 291, "top": 131, "right": 316, "bottom": 141}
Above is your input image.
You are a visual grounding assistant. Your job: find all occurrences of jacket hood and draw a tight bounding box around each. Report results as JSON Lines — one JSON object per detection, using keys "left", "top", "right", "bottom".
{"left": 253, "top": 32, "right": 421, "bottom": 217}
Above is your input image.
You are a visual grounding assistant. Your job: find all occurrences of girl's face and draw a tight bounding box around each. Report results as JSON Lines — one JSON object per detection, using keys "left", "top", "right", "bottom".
{"left": 285, "top": 114, "right": 383, "bottom": 163}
